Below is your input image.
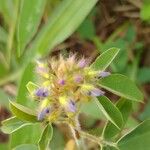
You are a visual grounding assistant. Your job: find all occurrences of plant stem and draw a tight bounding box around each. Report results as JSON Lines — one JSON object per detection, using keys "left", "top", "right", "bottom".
{"left": 69, "top": 124, "right": 81, "bottom": 150}
{"left": 76, "top": 129, "right": 119, "bottom": 149}
{"left": 56, "top": 119, "right": 119, "bottom": 149}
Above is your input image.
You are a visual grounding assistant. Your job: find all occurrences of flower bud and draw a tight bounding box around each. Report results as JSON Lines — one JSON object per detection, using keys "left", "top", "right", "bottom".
{"left": 37, "top": 107, "right": 50, "bottom": 121}
{"left": 58, "top": 79, "right": 65, "bottom": 85}
{"left": 98, "top": 71, "right": 110, "bottom": 78}
{"left": 78, "top": 58, "right": 86, "bottom": 68}
{"left": 74, "top": 75, "right": 83, "bottom": 83}
{"left": 35, "top": 88, "right": 49, "bottom": 98}
{"left": 67, "top": 100, "right": 76, "bottom": 113}
{"left": 89, "top": 88, "right": 105, "bottom": 97}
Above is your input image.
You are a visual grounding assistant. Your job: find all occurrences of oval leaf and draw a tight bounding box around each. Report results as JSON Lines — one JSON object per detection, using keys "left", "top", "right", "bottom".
{"left": 91, "top": 47, "right": 120, "bottom": 71}
{"left": 81, "top": 100, "right": 103, "bottom": 119}
{"left": 103, "top": 99, "right": 132, "bottom": 139}
{"left": 102, "top": 146, "right": 118, "bottom": 150}
{"left": 98, "top": 74, "right": 143, "bottom": 102}
{"left": 117, "top": 119, "right": 150, "bottom": 150}
{"left": 9, "top": 101, "right": 38, "bottom": 123}
{"left": 140, "top": 1, "right": 150, "bottom": 21}
{"left": 10, "top": 123, "right": 42, "bottom": 149}
{"left": 17, "top": 63, "right": 35, "bottom": 105}
{"left": 1, "top": 116, "right": 31, "bottom": 134}
{"left": 95, "top": 96, "right": 123, "bottom": 129}
{"left": 17, "top": 0, "right": 46, "bottom": 56}
{"left": 0, "top": 26, "right": 7, "bottom": 43}
{"left": 38, "top": 124, "right": 53, "bottom": 150}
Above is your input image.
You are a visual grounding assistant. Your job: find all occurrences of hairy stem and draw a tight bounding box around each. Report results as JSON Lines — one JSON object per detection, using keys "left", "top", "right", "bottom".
{"left": 69, "top": 124, "right": 81, "bottom": 149}
{"left": 56, "top": 119, "right": 119, "bottom": 149}
{"left": 78, "top": 130, "right": 119, "bottom": 149}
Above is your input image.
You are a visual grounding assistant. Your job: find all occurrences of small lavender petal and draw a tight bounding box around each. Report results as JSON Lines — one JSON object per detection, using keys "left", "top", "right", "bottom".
{"left": 36, "top": 66, "right": 47, "bottom": 73}
{"left": 90, "top": 88, "right": 105, "bottom": 97}
{"left": 74, "top": 75, "right": 83, "bottom": 83}
{"left": 99, "top": 71, "right": 110, "bottom": 78}
{"left": 67, "top": 100, "right": 76, "bottom": 112}
{"left": 78, "top": 59, "right": 86, "bottom": 68}
{"left": 58, "top": 79, "right": 65, "bottom": 85}
{"left": 35, "top": 88, "right": 49, "bottom": 98}
{"left": 37, "top": 107, "right": 50, "bottom": 121}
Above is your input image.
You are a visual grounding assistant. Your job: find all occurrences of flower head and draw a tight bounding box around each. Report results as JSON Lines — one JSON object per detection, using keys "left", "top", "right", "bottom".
{"left": 27, "top": 54, "right": 109, "bottom": 123}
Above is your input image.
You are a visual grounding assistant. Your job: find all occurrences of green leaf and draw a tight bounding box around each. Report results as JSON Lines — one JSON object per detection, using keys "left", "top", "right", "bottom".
{"left": 81, "top": 100, "right": 103, "bottom": 119}
{"left": 10, "top": 123, "right": 42, "bottom": 149}
{"left": 10, "top": 64, "right": 41, "bottom": 149}
{"left": 91, "top": 47, "right": 120, "bottom": 71}
{"left": 20, "top": 0, "right": 98, "bottom": 66}
{"left": 38, "top": 124, "right": 53, "bottom": 150}
{"left": 101, "top": 146, "right": 117, "bottom": 150}
{"left": 13, "top": 144, "right": 38, "bottom": 150}
{"left": 117, "top": 119, "right": 150, "bottom": 150}
{"left": 137, "top": 67, "right": 150, "bottom": 84}
{"left": 0, "top": 89, "right": 10, "bottom": 107}
{"left": 139, "top": 100, "right": 150, "bottom": 121}
{"left": 1, "top": 116, "right": 31, "bottom": 134}
{"left": 50, "top": 127, "right": 65, "bottom": 150}
{"left": 140, "top": 0, "right": 150, "bottom": 22}
{"left": 9, "top": 101, "right": 38, "bottom": 123}
{"left": 0, "top": 0, "right": 15, "bottom": 24}
{"left": 17, "top": 0, "right": 46, "bottom": 56}
{"left": 17, "top": 63, "right": 35, "bottom": 106}
{"left": 103, "top": 99, "right": 132, "bottom": 139}
{"left": 77, "top": 17, "right": 95, "bottom": 40}
{"left": 0, "top": 25, "right": 7, "bottom": 43}
{"left": 98, "top": 74, "right": 143, "bottom": 102}
{"left": 95, "top": 96, "right": 123, "bottom": 129}
{"left": 0, "top": 143, "right": 8, "bottom": 150}
{"left": 116, "top": 99, "right": 132, "bottom": 123}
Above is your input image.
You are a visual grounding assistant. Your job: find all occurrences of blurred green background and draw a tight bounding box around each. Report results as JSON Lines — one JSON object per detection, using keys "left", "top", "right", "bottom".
{"left": 0, "top": 0, "right": 150, "bottom": 149}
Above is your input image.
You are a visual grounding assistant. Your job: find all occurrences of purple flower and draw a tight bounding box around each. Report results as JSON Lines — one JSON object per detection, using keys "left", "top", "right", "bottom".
{"left": 35, "top": 88, "right": 49, "bottom": 98}
{"left": 67, "top": 100, "right": 76, "bottom": 113}
{"left": 58, "top": 79, "right": 65, "bottom": 85}
{"left": 89, "top": 88, "right": 105, "bottom": 97}
{"left": 78, "top": 59, "right": 86, "bottom": 68}
{"left": 37, "top": 107, "right": 50, "bottom": 121}
{"left": 74, "top": 75, "right": 83, "bottom": 83}
{"left": 98, "top": 71, "right": 110, "bottom": 78}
